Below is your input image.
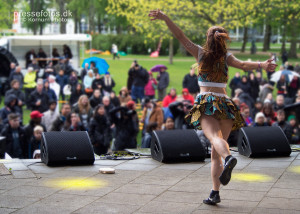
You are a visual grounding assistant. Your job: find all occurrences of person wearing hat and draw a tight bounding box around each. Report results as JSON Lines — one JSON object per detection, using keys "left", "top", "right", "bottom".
{"left": 252, "top": 112, "right": 269, "bottom": 127}
{"left": 24, "top": 110, "right": 47, "bottom": 158}
{"left": 29, "top": 79, "right": 50, "bottom": 113}
{"left": 118, "top": 87, "right": 132, "bottom": 107}
{"left": 83, "top": 70, "right": 95, "bottom": 96}
{"left": 100, "top": 71, "right": 115, "bottom": 97}
{"left": 144, "top": 71, "right": 157, "bottom": 99}
{"left": 182, "top": 63, "right": 199, "bottom": 98}
{"left": 182, "top": 88, "right": 194, "bottom": 104}
{"left": 41, "top": 100, "right": 60, "bottom": 131}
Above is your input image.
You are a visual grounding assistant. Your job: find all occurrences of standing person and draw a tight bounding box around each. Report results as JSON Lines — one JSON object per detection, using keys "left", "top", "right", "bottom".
{"left": 83, "top": 70, "right": 95, "bottom": 97}
{"left": 24, "top": 67, "right": 37, "bottom": 108}
{"left": 5, "top": 80, "right": 25, "bottom": 112}
{"left": 50, "top": 103, "right": 71, "bottom": 131}
{"left": 157, "top": 67, "right": 169, "bottom": 101}
{"left": 149, "top": 9, "right": 276, "bottom": 205}
{"left": 237, "top": 75, "right": 251, "bottom": 96}
{"left": 182, "top": 64, "right": 199, "bottom": 97}
{"left": 130, "top": 63, "right": 149, "bottom": 103}
{"left": 0, "top": 113, "right": 26, "bottom": 158}
{"left": 9, "top": 66, "right": 24, "bottom": 89}
{"left": 248, "top": 72, "right": 259, "bottom": 101}
{"left": 81, "top": 63, "right": 89, "bottom": 81}
{"left": 111, "top": 44, "right": 120, "bottom": 60}
{"left": 70, "top": 83, "right": 84, "bottom": 106}
{"left": 43, "top": 80, "right": 57, "bottom": 102}
{"left": 89, "top": 89, "right": 103, "bottom": 109}
{"left": 52, "top": 48, "right": 60, "bottom": 66}
{"left": 68, "top": 71, "right": 78, "bottom": 92}
{"left": 144, "top": 71, "right": 157, "bottom": 99}
{"left": 41, "top": 100, "right": 59, "bottom": 131}
{"left": 229, "top": 72, "right": 241, "bottom": 97}
{"left": 88, "top": 104, "right": 112, "bottom": 155}
{"left": 277, "top": 74, "right": 288, "bottom": 96}
{"left": 29, "top": 80, "right": 50, "bottom": 113}
{"left": 56, "top": 69, "right": 68, "bottom": 100}
{"left": 37, "top": 48, "right": 47, "bottom": 68}
{"left": 92, "top": 73, "right": 103, "bottom": 92}
{"left": 118, "top": 87, "right": 132, "bottom": 107}
{"left": 25, "top": 49, "right": 36, "bottom": 68}
{"left": 100, "top": 71, "right": 115, "bottom": 96}
{"left": 63, "top": 44, "right": 73, "bottom": 59}
{"left": 281, "top": 50, "right": 288, "bottom": 65}
{"left": 72, "top": 95, "right": 93, "bottom": 130}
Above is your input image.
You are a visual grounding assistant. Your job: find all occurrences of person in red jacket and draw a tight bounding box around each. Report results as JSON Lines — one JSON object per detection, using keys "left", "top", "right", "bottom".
{"left": 182, "top": 88, "right": 194, "bottom": 104}
{"left": 162, "top": 88, "right": 177, "bottom": 107}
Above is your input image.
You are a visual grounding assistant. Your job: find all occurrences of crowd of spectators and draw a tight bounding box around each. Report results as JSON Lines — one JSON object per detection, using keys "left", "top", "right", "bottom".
{"left": 1, "top": 56, "right": 300, "bottom": 159}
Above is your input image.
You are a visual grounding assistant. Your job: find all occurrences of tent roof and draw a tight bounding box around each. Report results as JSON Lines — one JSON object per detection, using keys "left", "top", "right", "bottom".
{"left": 1, "top": 34, "right": 91, "bottom": 46}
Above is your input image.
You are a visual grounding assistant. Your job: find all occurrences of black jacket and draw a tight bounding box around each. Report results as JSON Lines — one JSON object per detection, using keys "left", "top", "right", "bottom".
{"left": 88, "top": 115, "right": 112, "bottom": 155}
{"left": 70, "top": 90, "right": 84, "bottom": 106}
{"left": 182, "top": 74, "right": 199, "bottom": 94}
{"left": 129, "top": 66, "right": 149, "bottom": 87}
{"left": 0, "top": 124, "right": 26, "bottom": 158}
{"left": 29, "top": 90, "right": 50, "bottom": 113}
{"left": 50, "top": 115, "right": 66, "bottom": 131}
{"left": 157, "top": 71, "right": 169, "bottom": 90}
{"left": 109, "top": 107, "right": 139, "bottom": 150}
{"left": 169, "top": 101, "right": 191, "bottom": 129}
{"left": 89, "top": 95, "right": 103, "bottom": 109}
{"left": 1, "top": 94, "right": 22, "bottom": 125}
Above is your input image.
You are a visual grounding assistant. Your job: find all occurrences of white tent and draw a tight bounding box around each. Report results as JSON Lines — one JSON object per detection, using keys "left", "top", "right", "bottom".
{"left": 0, "top": 34, "right": 92, "bottom": 70}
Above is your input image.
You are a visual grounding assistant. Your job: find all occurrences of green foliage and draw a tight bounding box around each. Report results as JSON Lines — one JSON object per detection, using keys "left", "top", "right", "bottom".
{"left": 90, "top": 34, "right": 181, "bottom": 55}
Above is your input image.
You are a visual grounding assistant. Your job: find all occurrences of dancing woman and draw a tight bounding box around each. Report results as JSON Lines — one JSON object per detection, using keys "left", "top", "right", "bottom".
{"left": 149, "top": 9, "right": 277, "bottom": 205}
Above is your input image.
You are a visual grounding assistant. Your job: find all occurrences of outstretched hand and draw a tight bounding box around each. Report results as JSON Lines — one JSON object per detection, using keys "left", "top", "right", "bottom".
{"left": 148, "top": 9, "right": 166, "bottom": 21}
{"left": 262, "top": 59, "right": 277, "bottom": 72}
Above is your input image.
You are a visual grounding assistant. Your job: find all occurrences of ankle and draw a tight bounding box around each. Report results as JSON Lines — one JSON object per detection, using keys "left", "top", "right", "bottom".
{"left": 224, "top": 155, "right": 232, "bottom": 163}
{"left": 210, "top": 190, "right": 219, "bottom": 197}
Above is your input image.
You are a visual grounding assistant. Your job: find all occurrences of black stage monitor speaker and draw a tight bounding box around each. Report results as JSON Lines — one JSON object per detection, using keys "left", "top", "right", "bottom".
{"left": 41, "top": 131, "right": 95, "bottom": 166}
{"left": 238, "top": 126, "right": 291, "bottom": 158}
{"left": 151, "top": 129, "right": 206, "bottom": 163}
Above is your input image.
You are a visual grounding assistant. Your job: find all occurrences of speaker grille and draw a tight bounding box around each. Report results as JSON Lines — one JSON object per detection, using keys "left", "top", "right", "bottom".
{"left": 151, "top": 130, "right": 206, "bottom": 163}
{"left": 41, "top": 131, "right": 95, "bottom": 166}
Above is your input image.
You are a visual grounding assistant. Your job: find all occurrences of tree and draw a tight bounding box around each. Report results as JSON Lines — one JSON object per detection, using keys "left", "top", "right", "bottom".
{"left": 0, "top": 0, "right": 19, "bottom": 29}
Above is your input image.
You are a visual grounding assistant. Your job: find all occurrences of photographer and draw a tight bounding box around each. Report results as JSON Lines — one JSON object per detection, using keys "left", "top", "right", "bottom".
{"left": 127, "top": 60, "right": 149, "bottom": 103}
{"left": 109, "top": 106, "right": 139, "bottom": 150}
{"left": 169, "top": 100, "right": 193, "bottom": 129}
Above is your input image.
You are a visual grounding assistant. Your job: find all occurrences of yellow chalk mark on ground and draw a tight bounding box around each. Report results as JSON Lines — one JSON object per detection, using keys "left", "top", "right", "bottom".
{"left": 232, "top": 173, "right": 273, "bottom": 182}
{"left": 45, "top": 177, "right": 107, "bottom": 190}
{"left": 288, "top": 166, "right": 300, "bottom": 174}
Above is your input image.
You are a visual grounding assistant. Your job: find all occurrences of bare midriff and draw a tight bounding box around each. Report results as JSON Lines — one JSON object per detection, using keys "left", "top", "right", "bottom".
{"left": 200, "top": 86, "right": 227, "bottom": 95}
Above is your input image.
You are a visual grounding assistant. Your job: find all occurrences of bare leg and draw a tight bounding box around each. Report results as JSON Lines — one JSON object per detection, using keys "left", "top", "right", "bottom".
{"left": 200, "top": 115, "right": 234, "bottom": 191}
{"left": 200, "top": 115, "right": 231, "bottom": 159}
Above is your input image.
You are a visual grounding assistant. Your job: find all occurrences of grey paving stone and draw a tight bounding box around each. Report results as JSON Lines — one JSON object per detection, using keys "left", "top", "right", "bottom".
{"left": 247, "top": 160, "right": 291, "bottom": 168}
{"left": 138, "top": 200, "right": 199, "bottom": 214}
{"left": 114, "top": 163, "right": 158, "bottom": 171}
{"left": 28, "top": 165, "right": 65, "bottom": 174}
{"left": 222, "top": 181, "right": 274, "bottom": 192}
{"left": 58, "top": 184, "right": 120, "bottom": 197}
{"left": 125, "top": 157, "right": 162, "bottom": 165}
{"left": 73, "top": 202, "right": 140, "bottom": 214}
{"left": 36, "top": 169, "right": 98, "bottom": 178}
{"left": 169, "top": 179, "right": 212, "bottom": 193}
{"left": 154, "top": 190, "right": 205, "bottom": 204}
{"left": 251, "top": 208, "right": 300, "bottom": 214}
{"left": 114, "top": 183, "right": 169, "bottom": 195}
{"left": 157, "top": 162, "right": 204, "bottom": 170}
{"left": 290, "top": 159, "right": 300, "bottom": 165}
{"left": 64, "top": 165, "right": 102, "bottom": 172}
{"left": 0, "top": 208, "right": 17, "bottom": 214}
{"left": 11, "top": 170, "right": 36, "bottom": 179}
{"left": 14, "top": 193, "right": 98, "bottom": 214}
{"left": 0, "top": 163, "right": 11, "bottom": 176}
{"left": 192, "top": 209, "right": 247, "bottom": 214}
{"left": 0, "top": 178, "right": 34, "bottom": 190}
{"left": 2, "top": 185, "right": 58, "bottom": 198}
{"left": 145, "top": 167, "right": 194, "bottom": 178}
{"left": 197, "top": 199, "right": 258, "bottom": 213}
{"left": 266, "top": 187, "right": 300, "bottom": 199}
{"left": 258, "top": 197, "right": 300, "bottom": 210}
{"left": 4, "top": 162, "right": 28, "bottom": 171}
{"left": 219, "top": 189, "right": 266, "bottom": 202}
{"left": 97, "top": 192, "right": 156, "bottom": 206}
{"left": 94, "top": 159, "right": 126, "bottom": 166}
{"left": 130, "top": 175, "right": 183, "bottom": 186}
{"left": 94, "top": 169, "right": 145, "bottom": 184}
{"left": 274, "top": 179, "right": 300, "bottom": 190}
{"left": 0, "top": 195, "right": 40, "bottom": 209}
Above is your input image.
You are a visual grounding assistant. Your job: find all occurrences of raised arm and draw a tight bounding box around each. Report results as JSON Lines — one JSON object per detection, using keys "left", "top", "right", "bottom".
{"left": 227, "top": 54, "right": 277, "bottom": 72}
{"left": 149, "top": 9, "right": 199, "bottom": 61}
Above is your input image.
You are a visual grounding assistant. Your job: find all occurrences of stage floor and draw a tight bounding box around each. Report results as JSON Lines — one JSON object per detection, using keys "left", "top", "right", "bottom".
{"left": 0, "top": 151, "right": 300, "bottom": 214}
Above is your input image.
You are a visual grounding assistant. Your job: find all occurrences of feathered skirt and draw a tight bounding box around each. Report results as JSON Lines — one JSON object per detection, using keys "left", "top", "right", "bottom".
{"left": 185, "top": 92, "right": 245, "bottom": 131}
